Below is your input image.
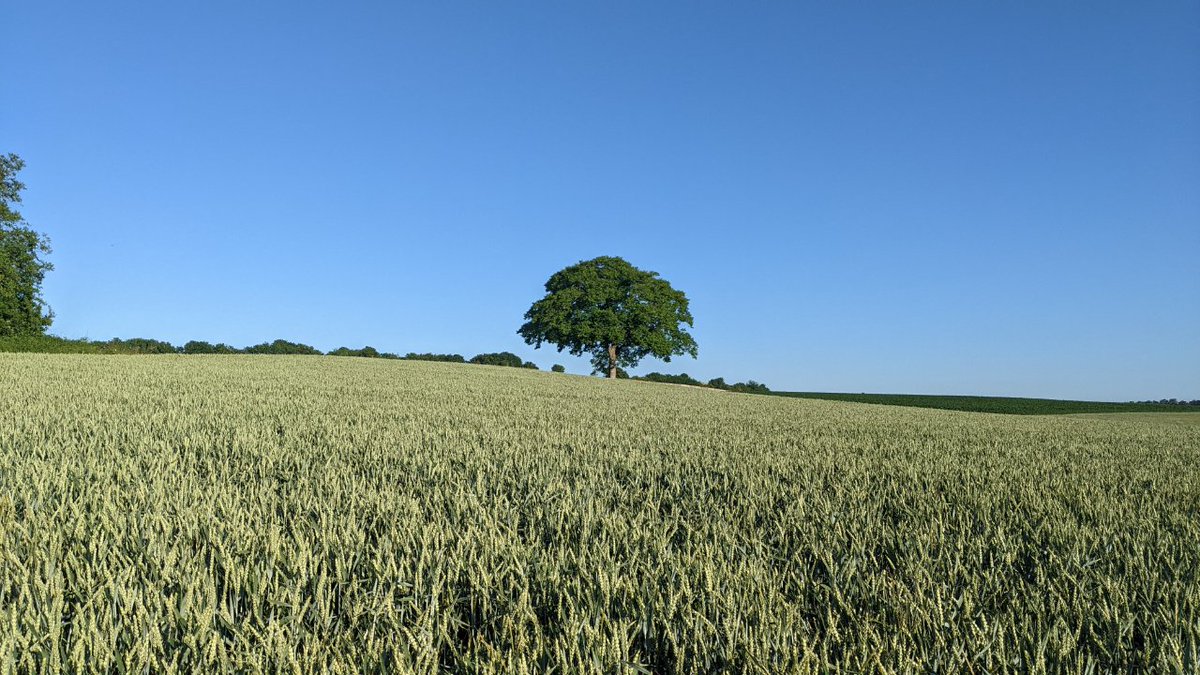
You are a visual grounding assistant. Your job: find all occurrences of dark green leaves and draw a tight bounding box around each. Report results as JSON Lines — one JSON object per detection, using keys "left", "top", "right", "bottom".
{"left": 519, "top": 256, "right": 697, "bottom": 377}
{"left": 0, "top": 153, "right": 54, "bottom": 337}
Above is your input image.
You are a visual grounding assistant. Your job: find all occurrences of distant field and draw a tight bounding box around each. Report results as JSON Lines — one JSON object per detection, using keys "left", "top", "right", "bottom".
{"left": 2, "top": 354, "right": 1198, "bottom": 672}
{"left": 770, "top": 391, "right": 1200, "bottom": 415}
{"left": 1070, "top": 412, "right": 1200, "bottom": 427}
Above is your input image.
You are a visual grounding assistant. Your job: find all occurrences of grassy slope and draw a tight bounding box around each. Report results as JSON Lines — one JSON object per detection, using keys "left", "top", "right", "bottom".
{"left": 770, "top": 391, "right": 1200, "bottom": 415}
{"left": 8, "top": 336, "right": 1193, "bottom": 416}
{"left": 1, "top": 354, "right": 1198, "bottom": 672}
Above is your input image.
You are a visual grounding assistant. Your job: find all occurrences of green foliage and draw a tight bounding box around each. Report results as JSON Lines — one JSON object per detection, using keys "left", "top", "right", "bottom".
{"left": 182, "top": 340, "right": 240, "bottom": 354}
{"left": 636, "top": 373, "right": 769, "bottom": 393}
{"left": 329, "top": 346, "right": 376, "bottom": 358}
{"left": 328, "top": 346, "right": 399, "bottom": 359}
{"left": 772, "top": 392, "right": 1200, "bottom": 415}
{"left": 0, "top": 334, "right": 101, "bottom": 353}
{"left": 0, "top": 154, "right": 53, "bottom": 336}
{"left": 640, "top": 372, "right": 705, "bottom": 387}
{"left": 729, "top": 380, "right": 769, "bottom": 393}
{"left": 469, "top": 351, "right": 524, "bottom": 368}
{"left": 521, "top": 360, "right": 538, "bottom": 370}
{"left": 403, "top": 352, "right": 466, "bottom": 363}
{"left": 0, "top": 354, "right": 1197, "bottom": 671}
{"left": 243, "top": 339, "right": 322, "bottom": 355}
{"left": 0, "top": 335, "right": 183, "bottom": 355}
{"left": 519, "top": 256, "right": 698, "bottom": 378}
{"left": 99, "top": 337, "right": 179, "bottom": 354}
{"left": 551, "top": 364, "right": 566, "bottom": 373}
{"left": 0, "top": 154, "right": 24, "bottom": 226}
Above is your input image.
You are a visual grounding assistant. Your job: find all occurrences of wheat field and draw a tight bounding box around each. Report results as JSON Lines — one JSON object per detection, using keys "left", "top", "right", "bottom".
{"left": 0, "top": 354, "right": 1197, "bottom": 673}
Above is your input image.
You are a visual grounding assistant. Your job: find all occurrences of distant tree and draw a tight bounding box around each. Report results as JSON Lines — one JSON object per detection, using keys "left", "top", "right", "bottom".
{"left": 0, "top": 154, "right": 54, "bottom": 336}
{"left": 101, "top": 338, "right": 178, "bottom": 354}
{"left": 244, "top": 339, "right": 321, "bottom": 355}
{"left": 551, "top": 364, "right": 566, "bottom": 373}
{"left": 707, "top": 377, "right": 727, "bottom": 389}
{"left": 183, "top": 340, "right": 240, "bottom": 354}
{"left": 522, "top": 361, "right": 539, "bottom": 370}
{"left": 519, "top": 256, "right": 697, "bottom": 378}
{"left": 328, "top": 346, "right": 382, "bottom": 358}
{"left": 470, "top": 351, "right": 524, "bottom": 368}
{"left": 640, "top": 372, "right": 705, "bottom": 387}
{"left": 403, "top": 352, "right": 466, "bottom": 363}
{"left": 729, "top": 380, "right": 770, "bottom": 393}
{"left": 183, "top": 340, "right": 214, "bottom": 354}
{"left": 0, "top": 334, "right": 100, "bottom": 354}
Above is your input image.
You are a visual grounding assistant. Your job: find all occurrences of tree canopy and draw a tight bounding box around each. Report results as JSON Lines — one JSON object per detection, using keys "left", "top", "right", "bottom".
{"left": 0, "top": 154, "right": 53, "bottom": 336}
{"left": 403, "top": 352, "right": 466, "bottom": 363}
{"left": 518, "top": 256, "right": 697, "bottom": 378}
{"left": 243, "top": 339, "right": 322, "bottom": 355}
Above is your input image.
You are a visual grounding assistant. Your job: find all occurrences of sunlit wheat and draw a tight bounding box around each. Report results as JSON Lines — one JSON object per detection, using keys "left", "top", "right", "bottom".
{"left": 0, "top": 354, "right": 1196, "bottom": 672}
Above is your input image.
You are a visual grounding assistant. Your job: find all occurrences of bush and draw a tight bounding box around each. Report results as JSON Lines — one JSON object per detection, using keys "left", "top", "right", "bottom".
{"left": 634, "top": 373, "right": 768, "bottom": 393}
{"left": 100, "top": 338, "right": 179, "bottom": 354}
{"left": 522, "top": 361, "right": 539, "bottom": 370}
{"left": 403, "top": 353, "right": 466, "bottom": 363}
{"left": 640, "top": 372, "right": 705, "bottom": 387}
{"left": 551, "top": 364, "right": 566, "bottom": 373}
{"left": 0, "top": 334, "right": 101, "bottom": 353}
{"left": 469, "top": 352, "right": 524, "bottom": 368}
{"left": 328, "top": 346, "right": 391, "bottom": 358}
{"left": 182, "top": 340, "right": 241, "bottom": 354}
{"left": 730, "top": 380, "right": 770, "bottom": 393}
{"left": 243, "top": 339, "right": 321, "bottom": 355}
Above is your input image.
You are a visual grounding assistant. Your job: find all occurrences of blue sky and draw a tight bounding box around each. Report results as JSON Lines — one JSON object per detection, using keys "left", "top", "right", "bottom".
{"left": 6, "top": 2, "right": 1198, "bottom": 399}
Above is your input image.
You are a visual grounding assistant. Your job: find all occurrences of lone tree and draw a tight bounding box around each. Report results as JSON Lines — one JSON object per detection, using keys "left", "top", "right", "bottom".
{"left": 0, "top": 154, "right": 54, "bottom": 336}
{"left": 518, "top": 256, "right": 698, "bottom": 379}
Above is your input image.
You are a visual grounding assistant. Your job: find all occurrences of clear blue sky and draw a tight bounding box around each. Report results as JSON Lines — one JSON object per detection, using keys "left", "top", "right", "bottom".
{"left": 6, "top": 2, "right": 1198, "bottom": 400}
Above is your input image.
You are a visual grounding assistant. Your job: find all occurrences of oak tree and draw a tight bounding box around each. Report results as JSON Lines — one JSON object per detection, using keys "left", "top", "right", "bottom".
{"left": 519, "top": 256, "right": 697, "bottom": 379}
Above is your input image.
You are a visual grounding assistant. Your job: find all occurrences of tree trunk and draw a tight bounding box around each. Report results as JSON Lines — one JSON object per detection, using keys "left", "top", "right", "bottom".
{"left": 607, "top": 344, "right": 618, "bottom": 379}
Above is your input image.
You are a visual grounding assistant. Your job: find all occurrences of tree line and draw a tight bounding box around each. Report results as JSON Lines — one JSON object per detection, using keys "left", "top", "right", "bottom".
{"left": 0, "top": 334, "right": 545, "bottom": 367}
{"left": 636, "top": 372, "right": 770, "bottom": 393}
{"left": 3, "top": 155, "right": 775, "bottom": 388}
{"left": 0, "top": 333, "right": 771, "bottom": 388}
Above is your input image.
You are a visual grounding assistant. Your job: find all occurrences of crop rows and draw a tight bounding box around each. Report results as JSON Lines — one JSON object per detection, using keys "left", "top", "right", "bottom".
{"left": 770, "top": 392, "right": 1200, "bottom": 415}
{"left": 0, "top": 354, "right": 1197, "bottom": 672}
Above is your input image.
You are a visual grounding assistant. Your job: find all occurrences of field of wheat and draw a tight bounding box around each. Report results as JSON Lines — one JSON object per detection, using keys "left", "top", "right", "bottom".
{"left": 0, "top": 354, "right": 1197, "bottom": 673}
